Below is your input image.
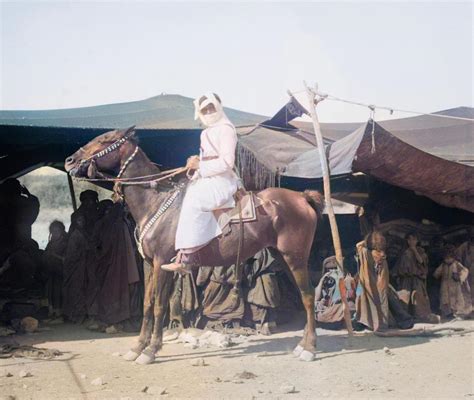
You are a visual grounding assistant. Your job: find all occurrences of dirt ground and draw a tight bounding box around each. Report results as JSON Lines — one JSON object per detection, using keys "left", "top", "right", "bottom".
{"left": 0, "top": 317, "right": 473, "bottom": 400}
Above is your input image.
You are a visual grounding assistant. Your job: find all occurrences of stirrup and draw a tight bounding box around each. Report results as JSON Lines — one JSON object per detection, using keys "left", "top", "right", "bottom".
{"left": 161, "top": 262, "right": 192, "bottom": 275}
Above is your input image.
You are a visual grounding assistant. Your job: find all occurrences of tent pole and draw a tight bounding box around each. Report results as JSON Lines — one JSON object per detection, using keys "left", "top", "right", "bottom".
{"left": 67, "top": 173, "right": 77, "bottom": 212}
{"left": 303, "top": 81, "right": 354, "bottom": 336}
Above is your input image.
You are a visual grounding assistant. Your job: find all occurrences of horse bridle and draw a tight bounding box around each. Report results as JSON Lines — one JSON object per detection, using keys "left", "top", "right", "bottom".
{"left": 79, "top": 135, "right": 138, "bottom": 178}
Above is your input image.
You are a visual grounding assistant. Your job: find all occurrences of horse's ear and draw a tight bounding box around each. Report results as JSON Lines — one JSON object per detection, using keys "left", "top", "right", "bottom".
{"left": 119, "top": 125, "right": 136, "bottom": 138}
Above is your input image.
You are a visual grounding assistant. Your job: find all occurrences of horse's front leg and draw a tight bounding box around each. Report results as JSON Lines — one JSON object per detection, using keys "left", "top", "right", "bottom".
{"left": 135, "top": 259, "right": 173, "bottom": 365}
{"left": 124, "top": 265, "right": 155, "bottom": 361}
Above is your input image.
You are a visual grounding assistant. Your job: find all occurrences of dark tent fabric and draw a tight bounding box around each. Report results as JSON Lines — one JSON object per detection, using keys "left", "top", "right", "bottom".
{"left": 291, "top": 107, "right": 474, "bottom": 166}
{"left": 0, "top": 94, "right": 266, "bottom": 181}
{"left": 0, "top": 94, "right": 265, "bottom": 129}
{"left": 284, "top": 121, "right": 474, "bottom": 213}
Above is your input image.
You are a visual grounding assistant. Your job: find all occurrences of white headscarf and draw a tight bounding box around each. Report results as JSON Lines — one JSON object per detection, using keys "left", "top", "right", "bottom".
{"left": 193, "top": 92, "right": 231, "bottom": 127}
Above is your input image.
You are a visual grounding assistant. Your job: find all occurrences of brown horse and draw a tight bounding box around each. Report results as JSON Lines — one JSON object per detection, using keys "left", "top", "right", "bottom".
{"left": 64, "top": 126, "right": 324, "bottom": 364}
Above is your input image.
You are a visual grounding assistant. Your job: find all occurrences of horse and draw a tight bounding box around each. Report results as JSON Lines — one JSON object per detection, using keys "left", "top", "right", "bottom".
{"left": 64, "top": 126, "right": 324, "bottom": 364}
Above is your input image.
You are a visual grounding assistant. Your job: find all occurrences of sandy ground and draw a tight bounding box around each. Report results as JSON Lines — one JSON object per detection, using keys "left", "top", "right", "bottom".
{"left": 0, "top": 317, "right": 473, "bottom": 400}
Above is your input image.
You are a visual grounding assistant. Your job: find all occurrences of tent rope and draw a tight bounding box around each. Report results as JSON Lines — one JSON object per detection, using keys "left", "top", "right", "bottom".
{"left": 291, "top": 89, "right": 474, "bottom": 122}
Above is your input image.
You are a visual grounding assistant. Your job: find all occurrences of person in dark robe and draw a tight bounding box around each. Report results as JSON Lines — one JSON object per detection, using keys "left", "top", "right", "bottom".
{"left": 92, "top": 202, "right": 142, "bottom": 329}
{"left": 168, "top": 272, "right": 200, "bottom": 329}
{"left": 391, "top": 231, "right": 438, "bottom": 322}
{"left": 354, "top": 231, "right": 414, "bottom": 332}
{"left": 434, "top": 244, "right": 472, "bottom": 319}
{"left": 0, "top": 179, "right": 41, "bottom": 291}
{"left": 243, "top": 248, "right": 282, "bottom": 335}
{"left": 456, "top": 227, "right": 474, "bottom": 307}
{"left": 62, "top": 214, "right": 89, "bottom": 323}
{"left": 427, "top": 235, "right": 445, "bottom": 313}
{"left": 314, "top": 256, "right": 357, "bottom": 330}
{"left": 42, "top": 220, "right": 68, "bottom": 317}
{"left": 196, "top": 265, "right": 244, "bottom": 329}
{"left": 70, "top": 190, "right": 99, "bottom": 235}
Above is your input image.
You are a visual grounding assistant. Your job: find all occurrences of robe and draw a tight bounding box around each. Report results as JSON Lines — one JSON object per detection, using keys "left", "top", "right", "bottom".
{"left": 175, "top": 122, "right": 239, "bottom": 250}
{"left": 244, "top": 248, "right": 282, "bottom": 325}
{"left": 355, "top": 241, "right": 413, "bottom": 331}
{"left": 392, "top": 247, "right": 433, "bottom": 320}
{"left": 43, "top": 234, "right": 68, "bottom": 313}
{"left": 93, "top": 204, "right": 141, "bottom": 325}
{"left": 456, "top": 241, "right": 474, "bottom": 303}
{"left": 62, "top": 228, "right": 89, "bottom": 322}
{"left": 433, "top": 261, "right": 472, "bottom": 317}
{"left": 196, "top": 266, "right": 244, "bottom": 323}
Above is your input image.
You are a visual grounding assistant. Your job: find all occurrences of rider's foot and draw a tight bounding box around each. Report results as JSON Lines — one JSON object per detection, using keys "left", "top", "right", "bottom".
{"left": 161, "top": 262, "right": 192, "bottom": 274}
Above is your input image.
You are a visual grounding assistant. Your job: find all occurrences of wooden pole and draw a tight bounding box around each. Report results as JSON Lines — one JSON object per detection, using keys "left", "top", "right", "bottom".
{"left": 67, "top": 173, "right": 77, "bottom": 212}
{"left": 303, "top": 81, "right": 353, "bottom": 336}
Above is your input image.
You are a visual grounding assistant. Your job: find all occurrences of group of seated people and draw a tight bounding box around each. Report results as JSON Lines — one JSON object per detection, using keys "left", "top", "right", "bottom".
{"left": 315, "top": 229, "right": 474, "bottom": 332}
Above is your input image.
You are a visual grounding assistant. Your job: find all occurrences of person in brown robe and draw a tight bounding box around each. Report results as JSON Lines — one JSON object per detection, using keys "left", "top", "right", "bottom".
{"left": 196, "top": 265, "right": 244, "bottom": 329}
{"left": 92, "top": 203, "right": 142, "bottom": 328}
{"left": 62, "top": 214, "right": 89, "bottom": 323}
{"left": 43, "top": 220, "right": 68, "bottom": 317}
{"left": 392, "top": 232, "right": 437, "bottom": 322}
{"left": 434, "top": 245, "right": 472, "bottom": 318}
{"left": 243, "top": 248, "right": 282, "bottom": 335}
{"left": 355, "top": 231, "right": 414, "bottom": 332}
{"left": 169, "top": 272, "right": 200, "bottom": 329}
{"left": 456, "top": 227, "right": 474, "bottom": 306}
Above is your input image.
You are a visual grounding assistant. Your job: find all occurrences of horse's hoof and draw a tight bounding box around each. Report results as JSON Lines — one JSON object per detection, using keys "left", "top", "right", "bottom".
{"left": 299, "top": 350, "right": 315, "bottom": 362}
{"left": 123, "top": 350, "right": 140, "bottom": 361}
{"left": 292, "top": 345, "right": 304, "bottom": 357}
{"left": 135, "top": 352, "right": 155, "bottom": 365}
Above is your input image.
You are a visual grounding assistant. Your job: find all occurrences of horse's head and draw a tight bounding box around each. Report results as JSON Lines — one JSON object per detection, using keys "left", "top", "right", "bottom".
{"left": 65, "top": 126, "right": 137, "bottom": 178}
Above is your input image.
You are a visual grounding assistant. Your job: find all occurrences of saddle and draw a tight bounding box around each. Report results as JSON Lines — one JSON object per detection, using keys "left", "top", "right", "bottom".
{"left": 213, "top": 189, "right": 262, "bottom": 232}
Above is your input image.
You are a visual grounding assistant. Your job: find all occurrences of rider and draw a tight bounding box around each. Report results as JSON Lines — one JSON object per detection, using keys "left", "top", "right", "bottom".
{"left": 161, "top": 93, "right": 240, "bottom": 273}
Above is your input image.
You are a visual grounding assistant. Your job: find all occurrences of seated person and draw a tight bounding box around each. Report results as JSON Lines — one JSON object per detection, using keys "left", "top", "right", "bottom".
{"left": 354, "top": 231, "right": 414, "bottom": 332}
{"left": 434, "top": 244, "right": 472, "bottom": 319}
{"left": 314, "top": 256, "right": 356, "bottom": 330}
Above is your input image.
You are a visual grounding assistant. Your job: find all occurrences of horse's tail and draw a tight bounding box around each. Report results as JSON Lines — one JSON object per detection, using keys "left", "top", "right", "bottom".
{"left": 303, "top": 190, "right": 325, "bottom": 219}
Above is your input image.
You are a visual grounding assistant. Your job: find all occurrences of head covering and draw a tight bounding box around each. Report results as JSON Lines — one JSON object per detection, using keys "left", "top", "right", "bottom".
{"left": 193, "top": 92, "right": 231, "bottom": 127}
{"left": 365, "top": 231, "right": 387, "bottom": 252}
{"left": 323, "top": 256, "right": 338, "bottom": 271}
{"left": 79, "top": 190, "right": 98, "bottom": 203}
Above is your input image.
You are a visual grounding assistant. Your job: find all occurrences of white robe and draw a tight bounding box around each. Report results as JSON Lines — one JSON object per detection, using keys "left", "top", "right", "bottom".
{"left": 175, "top": 121, "right": 239, "bottom": 250}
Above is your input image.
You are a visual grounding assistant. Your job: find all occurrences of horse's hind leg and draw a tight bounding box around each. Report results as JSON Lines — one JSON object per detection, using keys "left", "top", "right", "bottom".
{"left": 124, "top": 267, "right": 154, "bottom": 361}
{"left": 135, "top": 261, "right": 173, "bottom": 365}
{"left": 281, "top": 252, "right": 317, "bottom": 362}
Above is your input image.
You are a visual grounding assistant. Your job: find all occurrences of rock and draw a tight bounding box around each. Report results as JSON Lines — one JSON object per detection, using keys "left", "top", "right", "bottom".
{"left": 235, "top": 371, "right": 258, "bottom": 380}
{"left": 191, "top": 358, "right": 207, "bottom": 367}
{"left": 20, "top": 317, "right": 38, "bottom": 333}
{"left": 280, "top": 384, "right": 296, "bottom": 394}
{"left": 183, "top": 343, "right": 198, "bottom": 349}
{"left": 163, "top": 329, "right": 180, "bottom": 342}
{"left": 111, "top": 352, "right": 121, "bottom": 357}
{"left": 79, "top": 374, "right": 87, "bottom": 380}
{"left": 0, "top": 327, "right": 15, "bottom": 336}
{"left": 141, "top": 386, "right": 149, "bottom": 393}
{"left": 232, "top": 380, "right": 244, "bottom": 384}
{"left": 91, "top": 377, "right": 105, "bottom": 386}
{"left": 383, "top": 346, "right": 392, "bottom": 355}
{"left": 145, "top": 386, "right": 167, "bottom": 395}
{"left": 18, "top": 370, "right": 32, "bottom": 378}
{"left": 105, "top": 325, "right": 118, "bottom": 334}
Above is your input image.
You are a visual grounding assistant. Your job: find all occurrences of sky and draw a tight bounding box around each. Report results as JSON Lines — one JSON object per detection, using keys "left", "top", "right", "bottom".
{"left": 1, "top": 1, "right": 473, "bottom": 122}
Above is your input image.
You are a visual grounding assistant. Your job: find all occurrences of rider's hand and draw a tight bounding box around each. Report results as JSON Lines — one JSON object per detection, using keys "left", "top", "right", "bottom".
{"left": 186, "top": 155, "right": 200, "bottom": 170}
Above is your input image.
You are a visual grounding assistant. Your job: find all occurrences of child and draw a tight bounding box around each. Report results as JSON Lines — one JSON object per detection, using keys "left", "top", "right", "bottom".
{"left": 44, "top": 220, "right": 68, "bottom": 317}
{"left": 433, "top": 245, "right": 472, "bottom": 318}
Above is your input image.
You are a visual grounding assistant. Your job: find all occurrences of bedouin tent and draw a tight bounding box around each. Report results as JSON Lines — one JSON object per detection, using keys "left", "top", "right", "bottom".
{"left": 0, "top": 94, "right": 266, "bottom": 181}
{"left": 235, "top": 97, "right": 474, "bottom": 215}
{"left": 1, "top": 93, "right": 473, "bottom": 216}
